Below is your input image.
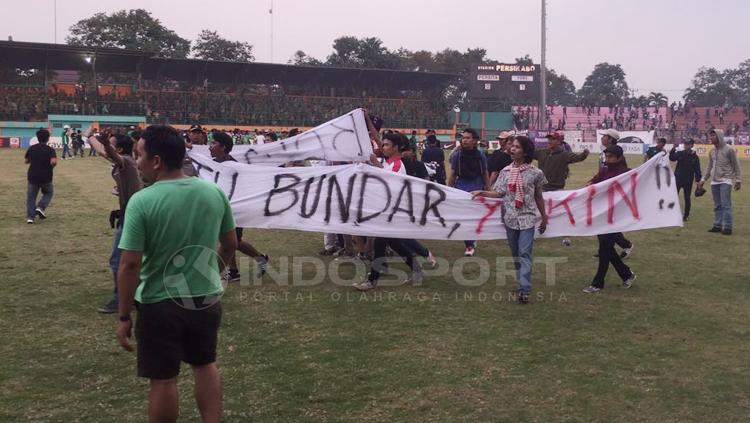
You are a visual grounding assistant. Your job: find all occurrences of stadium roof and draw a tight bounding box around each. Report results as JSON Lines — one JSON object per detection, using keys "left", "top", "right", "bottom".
{"left": 0, "top": 40, "right": 457, "bottom": 90}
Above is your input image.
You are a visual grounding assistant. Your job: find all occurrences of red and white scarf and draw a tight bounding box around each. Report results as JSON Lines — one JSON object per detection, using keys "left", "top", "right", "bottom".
{"left": 508, "top": 163, "right": 532, "bottom": 209}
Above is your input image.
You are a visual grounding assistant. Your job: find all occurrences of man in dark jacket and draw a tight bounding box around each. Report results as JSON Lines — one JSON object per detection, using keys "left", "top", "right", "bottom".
{"left": 488, "top": 131, "right": 514, "bottom": 187}
{"left": 402, "top": 142, "right": 429, "bottom": 180}
{"left": 583, "top": 145, "right": 637, "bottom": 293}
{"left": 420, "top": 134, "right": 446, "bottom": 185}
{"left": 535, "top": 131, "right": 589, "bottom": 192}
{"left": 597, "top": 129, "right": 633, "bottom": 258}
{"left": 644, "top": 137, "right": 667, "bottom": 162}
{"left": 669, "top": 139, "right": 702, "bottom": 221}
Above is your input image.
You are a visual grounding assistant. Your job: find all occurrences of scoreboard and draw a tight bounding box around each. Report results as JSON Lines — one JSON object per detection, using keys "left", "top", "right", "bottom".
{"left": 469, "top": 63, "right": 541, "bottom": 103}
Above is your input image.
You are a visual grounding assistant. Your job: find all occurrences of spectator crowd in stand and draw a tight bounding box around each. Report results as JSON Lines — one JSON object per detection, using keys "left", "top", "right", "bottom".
{"left": 513, "top": 105, "right": 670, "bottom": 132}
{"left": 3, "top": 83, "right": 749, "bottom": 145}
{"left": 0, "top": 83, "right": 452, "bottom": 129}
{"left": 510, "top": 103, "right": 750, "bottom": 144}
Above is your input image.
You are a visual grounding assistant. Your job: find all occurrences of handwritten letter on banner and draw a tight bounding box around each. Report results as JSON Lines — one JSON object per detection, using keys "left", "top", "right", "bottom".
{"left": 189, "top": 153, "right": 683, "bottom": 240}
{"left": 190, "top": 109, "right": 373, "bottom": 166}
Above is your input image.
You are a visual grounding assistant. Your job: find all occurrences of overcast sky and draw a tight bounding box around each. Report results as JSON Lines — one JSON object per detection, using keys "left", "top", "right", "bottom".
{"left": 5, "top": 0, "right": 749, "bottom": 101}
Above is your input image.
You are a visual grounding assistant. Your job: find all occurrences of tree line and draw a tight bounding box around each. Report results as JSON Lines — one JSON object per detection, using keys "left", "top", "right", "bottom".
{"left": 61, "top": 9, "right": 750, "bottom": 109}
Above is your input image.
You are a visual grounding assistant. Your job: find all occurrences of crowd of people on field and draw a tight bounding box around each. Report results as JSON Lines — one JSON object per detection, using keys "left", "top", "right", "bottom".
{"left": 23, "top": 108, "right": 742, "bottom": 422}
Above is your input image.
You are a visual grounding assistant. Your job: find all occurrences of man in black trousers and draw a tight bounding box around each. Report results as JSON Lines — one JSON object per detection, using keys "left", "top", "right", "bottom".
{"left": 669, "top": 139, "right": 702, "bottom": 221}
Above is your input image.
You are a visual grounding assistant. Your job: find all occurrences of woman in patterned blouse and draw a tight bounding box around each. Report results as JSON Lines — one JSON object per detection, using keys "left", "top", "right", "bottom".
{"left": 471, "top": 136, "right": 548, "bottom": 304}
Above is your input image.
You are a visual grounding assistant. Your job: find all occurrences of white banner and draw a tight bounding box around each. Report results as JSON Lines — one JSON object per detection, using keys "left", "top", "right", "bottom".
{"left": 571, "top": 141, "right": 600, "bottom": 154}
{"left": 189, "top": 152, "right": 682, "bottom": 240}
{"left": 563, "top": 130, "right": 584, "bottom": 144}
{"left": 190, "top": 109, "right": 373, "bottom": 166}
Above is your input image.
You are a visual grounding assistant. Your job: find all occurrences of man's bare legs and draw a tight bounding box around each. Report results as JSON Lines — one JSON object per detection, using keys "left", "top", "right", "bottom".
{"left": 192, "top": 363, "right": 222, "bottom": 423}
{"left": 149, "top": 378, "right": 179, "bottom": 423}
{"left": 147, "top": 364, "right": 221, "bottom": 423}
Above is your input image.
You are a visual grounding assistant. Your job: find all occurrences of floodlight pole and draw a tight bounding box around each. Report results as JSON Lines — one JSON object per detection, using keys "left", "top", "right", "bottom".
{"left": 53, "top": 0, "right": 57, "bottom": 43}
{"left": 539, "top": 0, "right": 547, "bottom": 131}
{"left": 270, "top": 0, "right": 274, "bottom": 63}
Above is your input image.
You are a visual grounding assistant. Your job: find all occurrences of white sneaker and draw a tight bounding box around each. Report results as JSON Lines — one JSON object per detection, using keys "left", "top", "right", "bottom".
{"left": 35, "top": 208, "right": 47, "bottom": 219}
{"left": 403, "top": 271, "right": 424, "bottom": 286}
{"left": 620, "top": 244, "right": 633, "bottom": 259}
{"left": 255, "top": 254, "right": 268, "bottom": 278}
{"left": 355, "top": 280, "right": 376, "bottom": 291}
{"left": 464, "top": 246, "right": 475, "bottom": 257}
{"left": 582, "top": 285, "right": 601, "bottom": 294}
{"left": 426, "top": 251, "right": 437, "bottom": 268}
{"left": 622, "top": 273, "right": 636, "bottom": 289}
{"left": 26, "top": 218, "right": 34, "bottom": 224}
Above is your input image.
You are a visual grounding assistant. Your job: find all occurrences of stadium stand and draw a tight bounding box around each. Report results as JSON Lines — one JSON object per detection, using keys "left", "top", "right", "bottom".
{"left": 512, "top": 105, "right": 670, "bottom": 132}
{"left": 0, "top": 41, "right": 457, "bottom": 129}
{"left": 668, "top": 106, "right": 750, "bottom": 136}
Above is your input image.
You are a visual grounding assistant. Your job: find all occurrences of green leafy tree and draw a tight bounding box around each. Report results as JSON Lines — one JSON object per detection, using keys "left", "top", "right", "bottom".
{"left": 288, "top": 50, "right": 323, "bottom": 66}
{"left": 735, "top": 59, "right": 750, "bottom": 106}
{"left": 395, "top": 49, "right": 434, "bottom": 72}
{"left": 325, "top": 36, "right": 364, "bottom": 67}
{"left": 515, "top": 55, "right": 534, "bottom": 66}
{"left": 683, "top": 67, "right": 737, "bottom": 106}
{"left": 546, "top": 69, "right": 577, "bottom": 105}
{"left": 192, "top": 30, "right": 254, "bottom": 62}
{"left": 647, "top": 91, "right": 668, "bottom": 107}
{"left": 325, "top": 36, "right": 401, "bottom": 69}
{"left": 627, "top": 95, "right": 650, "bottom": 108}
{"left": 578, "top": 63, "right": 630, "bottom": 106}
{"left": 66, "top": 9, "right": 190, "bottom": 58}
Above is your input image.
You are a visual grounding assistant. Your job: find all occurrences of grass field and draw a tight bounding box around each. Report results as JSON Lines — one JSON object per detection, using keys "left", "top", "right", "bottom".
{"left": 1, "top": 149, "right": 749, "bottom": 422}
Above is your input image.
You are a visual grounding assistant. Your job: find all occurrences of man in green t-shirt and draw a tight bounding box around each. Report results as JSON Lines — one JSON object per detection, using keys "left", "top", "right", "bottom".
{"left": 116, "top": 125, "right": 237, "bottom": 423}
{"left": 61, "top": 126, "right": 72, "bottom": 159}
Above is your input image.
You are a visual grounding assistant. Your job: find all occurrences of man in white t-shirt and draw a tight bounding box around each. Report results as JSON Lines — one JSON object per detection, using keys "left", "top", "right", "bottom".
{"left": 254, "top": 130, "right": 265, "bottom": 145}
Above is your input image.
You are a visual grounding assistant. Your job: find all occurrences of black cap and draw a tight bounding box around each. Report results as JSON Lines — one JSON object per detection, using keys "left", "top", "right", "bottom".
{"left": 684, "top": 138, "right": 695, "bottom": 144}
{"left": 604, "top": 145, "right": 624, "bottom": 158}
{"left": 189, "top": 124, "right": 204, "bottom": 132}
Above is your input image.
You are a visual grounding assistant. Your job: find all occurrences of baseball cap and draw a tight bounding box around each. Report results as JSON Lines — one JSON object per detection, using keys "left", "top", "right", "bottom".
{"left": 63, "top": 124, "right": 70, "bottom": 129}
{"left": 684, "top": 138, "right": 695, "bottom": 144}
{"left": 546, "top": 131, "right": 564, "bottom": 141}
{"left": 189, "top": 124, "right": 204, "bottom": 132}
{"left": 604, "top": 145, "right": 624, "bottom": 158}
{"left": 600, "top": 129, "right": 620, "bottom": 140}
{"left": 497, "top": 131, "right": 513, "bottom": 139}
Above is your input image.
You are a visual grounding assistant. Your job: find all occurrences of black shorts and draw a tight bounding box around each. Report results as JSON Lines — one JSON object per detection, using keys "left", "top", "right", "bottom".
{"left": 235, "top": 227, "right": 243, "bottom": 241}
{"left": 135, "top": 299, "right": 222, "bottom": 379}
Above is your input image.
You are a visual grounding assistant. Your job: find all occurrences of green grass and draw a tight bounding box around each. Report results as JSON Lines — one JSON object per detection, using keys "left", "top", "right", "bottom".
{"left": 0, "top": 149, "right": 749, "bottom": 422}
